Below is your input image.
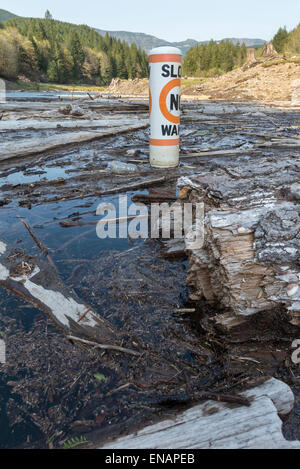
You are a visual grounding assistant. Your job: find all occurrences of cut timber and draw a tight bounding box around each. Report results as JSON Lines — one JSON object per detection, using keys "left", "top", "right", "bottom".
{"left": 0, "top": 100, "right": 149, "bottom": 114}
{"left": 181, "top": 148, "right": 262, "bottom": 158}
{"left": 177, "top": 156, "right": 300, "bottom": 329}
{"left": 0, "top": 119, "right": 117, "bottom": 131}
{"left": 100, "top": 378, "right": 300, "bottom": 449}
{"left": 0, "top": 121, "right": 148, "bottom": 161}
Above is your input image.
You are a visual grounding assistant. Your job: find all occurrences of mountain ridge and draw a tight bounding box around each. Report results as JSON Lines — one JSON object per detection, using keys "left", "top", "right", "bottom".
{"left": 95, "top": 29, "right": 266, "bottom": 55}
{"left": 1, "top": 8, "right": 265, "bottom": 56}
{"left": 0, "top": 8, "right": 18, "bottom": 22}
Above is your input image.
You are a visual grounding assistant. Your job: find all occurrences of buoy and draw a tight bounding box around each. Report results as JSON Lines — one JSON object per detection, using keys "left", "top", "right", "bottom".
{"left": 148, "top": 46, "right": 182, "bottom": 168}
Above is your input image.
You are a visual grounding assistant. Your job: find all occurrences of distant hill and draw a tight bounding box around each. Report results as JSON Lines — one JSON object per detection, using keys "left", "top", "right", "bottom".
{"left": 95, "top": 29, "right": 266, "bottom": 55}
{"left": 0, "top": 9, "right": 18, "bottom": 22}
{"left": 0, "top": 9, "right": 266, "bottom": 55}
{"left": 95, "top": 29, "right": 200, "bottom": 55}
{"left": 222, "top": 38, "right": 266, "bottom": 48}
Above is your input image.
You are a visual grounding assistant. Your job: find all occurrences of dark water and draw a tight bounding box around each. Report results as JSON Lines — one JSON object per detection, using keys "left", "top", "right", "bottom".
{"left": 0, "top": 189, "right": 159, "bottom": 448}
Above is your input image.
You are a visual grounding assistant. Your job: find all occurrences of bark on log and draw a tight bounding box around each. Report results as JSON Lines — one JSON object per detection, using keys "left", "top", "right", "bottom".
{"left": 177, "top": 155, "right": 300, "bottom": 329}
{"left": 100, "top": 378, "right": 300, "bottom": 449}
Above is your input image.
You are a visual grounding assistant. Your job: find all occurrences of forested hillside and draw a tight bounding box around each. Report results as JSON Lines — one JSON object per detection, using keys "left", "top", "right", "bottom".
{"left": 0, "top": 11, "right": 148, "bottom": 84}
{"left": 272, "top": 23, "right": 300, "bottom": 55}
{"left": 183, "top": 40, "right": 247, "bottom": 76}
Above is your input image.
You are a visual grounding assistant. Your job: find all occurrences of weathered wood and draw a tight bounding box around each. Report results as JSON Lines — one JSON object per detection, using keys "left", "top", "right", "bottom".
{"left": 0, "top": 121, "right": 148, "bottom": 161}
{"left": 0, "top": 119, "right": 105, "bottom": 131}
{"left": 262, "top": 41, "right": 278, "bottom": 57}
{"left": 0, "top": 239, "right": 104, "bottom": 332}
{"left": 177, "top": 155, "right": 300, "bottom": 329}
{"left": 246, "top": 48, "right": 256, "bottom": 64}
{"left": 100, "top": 378, "right": 300, "bottom": 449}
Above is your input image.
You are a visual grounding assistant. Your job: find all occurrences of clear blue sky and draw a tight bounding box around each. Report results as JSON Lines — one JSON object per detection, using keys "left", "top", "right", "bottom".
{"left": 3, "top": 0, "right": 300, "bottom": 42}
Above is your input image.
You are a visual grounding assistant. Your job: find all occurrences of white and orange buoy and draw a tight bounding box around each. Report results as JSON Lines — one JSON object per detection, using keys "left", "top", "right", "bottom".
{"left": 148, "top": 46, "right": 182, "bottom": 168}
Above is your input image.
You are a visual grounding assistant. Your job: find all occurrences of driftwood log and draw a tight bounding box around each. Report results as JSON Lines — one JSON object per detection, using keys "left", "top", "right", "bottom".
{"left": 0, "top": 239, "right": 121, "bottom": 343}
{"left": 0, "top": 120, "right": 148, "bottom": 161}
{"left": 178, "top": 154, "right": 300, "bottom": 330}
{"left": 101, "top": 378, "right": 300, "bottom": 449}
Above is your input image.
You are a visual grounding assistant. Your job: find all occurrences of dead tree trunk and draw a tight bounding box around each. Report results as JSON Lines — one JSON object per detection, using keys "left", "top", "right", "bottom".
{"left": 178, "top": 155, "right": 300, "bottom": 330}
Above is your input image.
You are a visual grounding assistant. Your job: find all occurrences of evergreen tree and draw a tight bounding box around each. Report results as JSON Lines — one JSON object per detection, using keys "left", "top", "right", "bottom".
{"left": 183, "top": 40, "right": 247, "bottom": 76}
{"left": 70, "top": 32, "right": 84, "bottom": 81}
{"left": 3, "top": 16, "right": 148, "bottom": 84}
{"left": 272, "top": 27, "right": 289, "bottom": 53}
{"left": 45, "top": 10, "right": 53, "bottom": 20}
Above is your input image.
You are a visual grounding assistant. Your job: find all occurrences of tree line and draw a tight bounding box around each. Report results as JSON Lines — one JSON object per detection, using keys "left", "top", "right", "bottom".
{"left": 272, "top": 24, "right": 300, "bottom": 55}
{"left": 0, "top": 10, "right": 148, "bottom": 84}
{"left": 182, "top": 40, "right": 247, "bottom": 76}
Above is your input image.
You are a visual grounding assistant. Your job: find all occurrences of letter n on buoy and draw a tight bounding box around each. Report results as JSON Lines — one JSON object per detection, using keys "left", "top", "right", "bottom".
{"left": 148, "top": 46, "right": 182, "bottom": 168}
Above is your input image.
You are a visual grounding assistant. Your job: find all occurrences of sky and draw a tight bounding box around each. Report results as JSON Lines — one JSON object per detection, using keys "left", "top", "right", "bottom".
{"left": 2, "top": 0, "right": 300, "bottom": 42}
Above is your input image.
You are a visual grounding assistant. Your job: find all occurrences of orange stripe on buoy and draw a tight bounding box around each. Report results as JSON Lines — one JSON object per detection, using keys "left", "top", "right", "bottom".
{"left": 149, "top": 54, "right": 181, "bottom": 63}
{"left": 159, "top": 78, "right": 181, "bottom": 124}
{"left": 150, "top": 138, "right": 179, "bottom": 146}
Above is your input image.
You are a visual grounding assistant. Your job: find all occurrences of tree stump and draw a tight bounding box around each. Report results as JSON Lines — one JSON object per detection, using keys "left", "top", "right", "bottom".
{"left": 178, "top": 154, "right": 300, "bottom": 330}
{"left": 262, "top": 41, "right": 278, "bottom": 57}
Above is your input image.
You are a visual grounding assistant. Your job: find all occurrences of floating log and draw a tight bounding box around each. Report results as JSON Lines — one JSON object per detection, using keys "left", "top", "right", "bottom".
{"left": 0, "top": 239, "right": 116, "bottom": 339}
{"left": 100, "top": 378, "right": 300, "bottom": 449}
{"left": 0, "top": 121, "right": 148, "bottom": 161}
{"left": 0, "top": 119, "right": 108, "bottom": 131}
{"left": 177, "top": 155, "right": 300, "bottom": 329}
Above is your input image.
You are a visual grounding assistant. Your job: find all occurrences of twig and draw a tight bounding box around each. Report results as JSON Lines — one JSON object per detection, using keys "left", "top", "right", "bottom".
{"left": 174, "top": 308, "right": 196, "bottom": 314}
{"left": 106, "top": 383, "right": 132, "bottom": 396}
{"left": 59, "top": 215, "right": 146, "bottom": 228}
{"left": 77, "top": 307, "right": 92, "bottom": 323}
{"left": 230, "top": 355, "right": 261, "bottom": 364}
{"left": 67, "top": 335, "right": 141, "bottom": 356}
{"left": 20, "top": 218, "right": 56, "bottom": 269}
